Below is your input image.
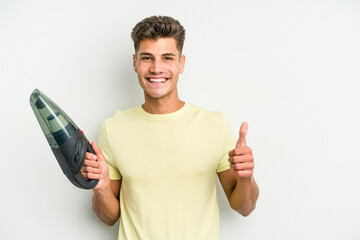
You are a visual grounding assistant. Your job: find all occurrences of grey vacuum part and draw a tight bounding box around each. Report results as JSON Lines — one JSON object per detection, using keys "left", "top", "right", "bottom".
{"left": 30, "top": 89, "right": 98, "bottom": 189}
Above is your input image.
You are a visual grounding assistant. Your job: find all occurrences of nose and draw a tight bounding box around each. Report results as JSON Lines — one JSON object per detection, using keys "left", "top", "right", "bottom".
{"left": 150, "top": 59, "right": 164, "bottom": 74}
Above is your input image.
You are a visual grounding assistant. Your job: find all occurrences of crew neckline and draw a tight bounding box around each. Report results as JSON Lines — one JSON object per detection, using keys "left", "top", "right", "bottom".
{"left": 137, "top": 102, "right": 190, "bottom": 121}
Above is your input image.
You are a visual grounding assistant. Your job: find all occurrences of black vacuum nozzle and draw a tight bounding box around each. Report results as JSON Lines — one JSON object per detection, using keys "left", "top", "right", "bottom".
{"left": 30, "top": 89, "right": 98, "bottom": 189}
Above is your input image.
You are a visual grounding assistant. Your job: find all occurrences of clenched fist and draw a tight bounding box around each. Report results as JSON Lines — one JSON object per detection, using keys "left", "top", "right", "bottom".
{"left": 81, "top": 142, "right": 111, "bottom": 191}
{"left": 228, "top": 122, "right": 254, "bottom": 178}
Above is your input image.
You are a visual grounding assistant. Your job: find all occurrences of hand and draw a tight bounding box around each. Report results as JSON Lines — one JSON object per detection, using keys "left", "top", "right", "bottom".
{"left": 81, "top": 142, "right": 111, "bottom": 191}
{"left": 228, "top": 122, "right": 254, "bottom": 178}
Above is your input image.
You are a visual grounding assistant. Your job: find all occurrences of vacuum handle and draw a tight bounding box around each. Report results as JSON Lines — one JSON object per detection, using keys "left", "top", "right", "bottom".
{"left": 86, "top": 141, "right": 96, "bottom": 157}
{"left": 84, "top": 142, "right": 99, "bottom": 187}
{"left": 73, "top": 140, "right": 99, "bottom": 189}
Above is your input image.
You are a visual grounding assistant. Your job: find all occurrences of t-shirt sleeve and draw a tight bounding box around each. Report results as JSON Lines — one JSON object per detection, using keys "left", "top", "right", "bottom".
{"left": 98, "top": 120, "right": 122, "bottom": 180}
{"left": 216, "top": 114, "right": 236, "bottom": 173}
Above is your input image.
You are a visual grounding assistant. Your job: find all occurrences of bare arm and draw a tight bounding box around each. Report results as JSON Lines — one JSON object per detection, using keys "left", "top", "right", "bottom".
{"left": 218, "top": 170, "right": 259, "bottom": 216}
{"left": 92, "top": 180, "right": 121, "bottom": 226}
{"left": 82, "top": 142, "right": 121, "bottom": 226}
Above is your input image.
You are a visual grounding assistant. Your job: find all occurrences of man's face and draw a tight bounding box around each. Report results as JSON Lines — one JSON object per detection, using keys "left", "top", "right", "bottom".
{"left": 133, "top": 38, "right": 185, "bottom": 100}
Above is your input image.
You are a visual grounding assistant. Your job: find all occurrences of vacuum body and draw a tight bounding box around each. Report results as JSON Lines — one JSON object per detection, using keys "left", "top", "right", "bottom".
{"left": 30, "top": 89, "right": 98, "bottom": 189}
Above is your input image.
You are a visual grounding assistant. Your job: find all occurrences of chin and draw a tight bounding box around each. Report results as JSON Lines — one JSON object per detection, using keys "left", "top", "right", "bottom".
{"left": 147, "top": 93, "right": 168, "bottom": 99}
{"left": 144, "top": 88, "right": 172, "bottom": 99}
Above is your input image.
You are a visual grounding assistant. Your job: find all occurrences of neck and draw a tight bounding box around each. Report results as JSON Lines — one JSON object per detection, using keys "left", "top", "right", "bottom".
{"left": 142, "top": 89, "right": 185, "bottom": 114}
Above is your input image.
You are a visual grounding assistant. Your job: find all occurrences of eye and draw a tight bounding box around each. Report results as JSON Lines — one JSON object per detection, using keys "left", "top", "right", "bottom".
{"left": 141, "top": 57, "right": 152, "bottom": 61}
{"left": 164, "top": 57, "right": 173, "bottom": 61}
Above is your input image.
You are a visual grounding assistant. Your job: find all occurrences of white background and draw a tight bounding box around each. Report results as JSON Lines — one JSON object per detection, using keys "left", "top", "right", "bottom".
{"left": 1, "top": 0, "right": 360, "bottom": 239}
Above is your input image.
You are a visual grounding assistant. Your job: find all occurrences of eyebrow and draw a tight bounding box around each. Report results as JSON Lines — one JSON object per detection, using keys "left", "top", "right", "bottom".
{"left": 139, "top": 52, "right": 177, "bottom": 57}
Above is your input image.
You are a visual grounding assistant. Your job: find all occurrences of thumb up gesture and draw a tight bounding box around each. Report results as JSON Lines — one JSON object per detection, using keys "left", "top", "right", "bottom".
{"left": 228, "top": 122, "right": 254, "bottom": 178}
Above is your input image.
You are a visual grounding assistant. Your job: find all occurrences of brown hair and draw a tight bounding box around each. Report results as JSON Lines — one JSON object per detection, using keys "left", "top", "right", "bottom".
{"left": 131, "top": 16, "right": 185, "bottom": 53}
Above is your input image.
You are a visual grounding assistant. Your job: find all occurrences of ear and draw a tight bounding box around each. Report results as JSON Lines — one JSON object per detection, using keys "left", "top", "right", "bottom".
{"left": 179, "top": 55, "right": 185, "bottom": 74}
{"left": 133, "top": 54, "right": 137, "bottom": 73}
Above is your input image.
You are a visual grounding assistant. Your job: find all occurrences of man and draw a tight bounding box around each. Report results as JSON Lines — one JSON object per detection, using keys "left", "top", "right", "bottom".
{"left": 82, "top": 16, "right": 259, "bottom": 239}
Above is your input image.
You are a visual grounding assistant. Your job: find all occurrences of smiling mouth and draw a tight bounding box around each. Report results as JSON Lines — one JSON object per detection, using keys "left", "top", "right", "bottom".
{"left": 147, "top": 78, "right": 169, "bottom": 83}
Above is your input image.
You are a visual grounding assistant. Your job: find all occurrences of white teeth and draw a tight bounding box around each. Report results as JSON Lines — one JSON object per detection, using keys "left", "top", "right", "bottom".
{"left": 148, "top": 78, "right": 167, "bottom": 82}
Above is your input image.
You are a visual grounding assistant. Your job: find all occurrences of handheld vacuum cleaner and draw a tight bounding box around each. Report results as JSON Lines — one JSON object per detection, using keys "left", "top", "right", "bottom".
{"left": 30, "top": 89, "right": 98, "bottom": 189}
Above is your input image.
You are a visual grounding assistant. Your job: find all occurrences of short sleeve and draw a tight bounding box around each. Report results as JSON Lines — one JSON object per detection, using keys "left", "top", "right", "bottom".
{"left": 216, "top": 114, "right": 236, "bottom": 173}
{"left": 98, "top": 121, "right": 122, "bottom": 180}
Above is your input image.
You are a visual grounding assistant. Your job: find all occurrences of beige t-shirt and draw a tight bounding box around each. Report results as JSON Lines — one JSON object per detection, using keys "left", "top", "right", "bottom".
{"left": 98, "top": 103, "right": 235, "bottom": 240}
